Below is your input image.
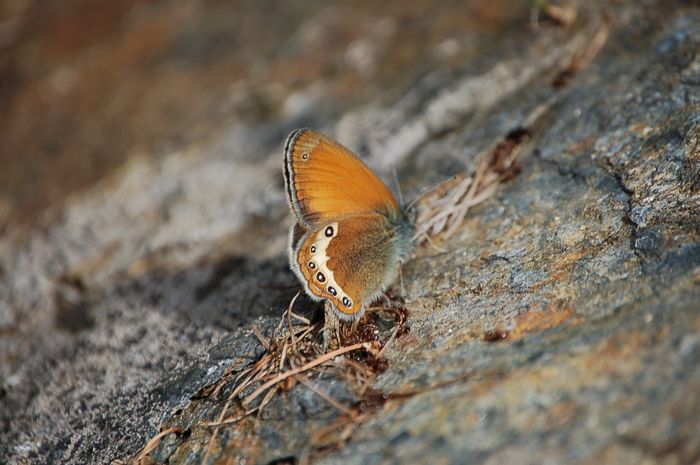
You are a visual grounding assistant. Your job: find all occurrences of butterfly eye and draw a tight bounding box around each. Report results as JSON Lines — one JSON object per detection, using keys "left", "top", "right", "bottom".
{"left": 310, "top": 245, "right": 316, "bottom": 253}
{"left": 308, "top": 261, "right": 316, "bottom": 269}
{"left": 302, "top": 152, "right": 309, "bottom": 160}
{"left": 342, "top": 297, "right": 352, "bottom": 307}
{"left": 316, "top": 272, "right": 326, "bottom": 283}
{"left": 327, "top": 286, "right": 337, "bottom": 296}
{"left": 324, "top": 226, "right": 334, "bottom": 237}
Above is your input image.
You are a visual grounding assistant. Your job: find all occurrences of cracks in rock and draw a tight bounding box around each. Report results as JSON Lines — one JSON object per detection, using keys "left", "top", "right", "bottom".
{"left": 599, "top": 161, "right": 647, "bottom": 264}
{"left": 534, "top": 148, "right": 649, "bottom": 268}
{"left": 603, "top": 162, "right": 635, "bottom": 213}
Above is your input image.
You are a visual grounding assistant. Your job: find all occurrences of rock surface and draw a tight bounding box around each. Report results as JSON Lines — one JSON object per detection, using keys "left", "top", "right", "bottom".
{"left": 1, "top": 1, "right": 699, "bottom": 465}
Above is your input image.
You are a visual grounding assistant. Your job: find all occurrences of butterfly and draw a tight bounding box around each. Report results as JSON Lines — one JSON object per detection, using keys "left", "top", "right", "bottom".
{"left": 283, "top": 128, "right": 414, "bottom": 320}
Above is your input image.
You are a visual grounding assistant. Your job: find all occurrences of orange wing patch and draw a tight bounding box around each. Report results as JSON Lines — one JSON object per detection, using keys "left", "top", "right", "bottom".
{"left": 284, "top": 129, "right": 400, "bottom": 228}
{"left": 294, "top": 222, "right": 362, "bottom": 317}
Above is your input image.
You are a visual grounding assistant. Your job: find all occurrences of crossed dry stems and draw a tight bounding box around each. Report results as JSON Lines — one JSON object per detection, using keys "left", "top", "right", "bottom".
{"left": 195, "top": 293, "right": 395, "bottom": 465}
{"left": 414, "top": 129, "right": 528, "bottom": 242}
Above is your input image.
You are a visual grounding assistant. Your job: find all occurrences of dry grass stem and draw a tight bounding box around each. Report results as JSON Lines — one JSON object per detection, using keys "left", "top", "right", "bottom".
{"left": 288, "top": 291, "right": 300, "bottom": 344}
{"left": 415, "top": 129, "right": 529, "bottom": 242}
{"left": 251, "top": 324, "right": 271, "bottom": 352}
{"left": 135, "top": 427, "right": 183, "bottom": 464}
{"left": 132, "top": 289, "right": 475, "bottom": 465}
{"left": 201, "top": 408, "right": 258, "bottom": 427}
{"left": 290, "top": 312, "right": 311, "bottom": 324}
{"left": 377, "top": 325, "right": 400, "bottom": 359}
{"left": 257, "top": 385, "right": 279, "bottom": 415}
{"left": 279, "top": 341, "right": 288, "bottom": 371}
{"left": 188, "top": 292, "right": 400, "bottom": 465}
{"left": 567, "top": 14, "right": 610, "bottom": 73}
{"left": 296, "top": 375, "right": 356, "bottom": 416}
{"left": 530, "top": 0, "right": 578, "bottom": 30}
{"left": 200, "top": 360, "right": 269, "bottom": 464}
{"left": 415, "top": 13, "right": 610, "bottom": 243}
{"left": 242, "top": 342, "right": 373, "bottom": 407}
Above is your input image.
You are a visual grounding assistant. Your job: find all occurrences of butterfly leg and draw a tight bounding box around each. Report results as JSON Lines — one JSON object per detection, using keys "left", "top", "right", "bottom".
{"left": 321, "top": 300, "right": 341, "bottom": 350}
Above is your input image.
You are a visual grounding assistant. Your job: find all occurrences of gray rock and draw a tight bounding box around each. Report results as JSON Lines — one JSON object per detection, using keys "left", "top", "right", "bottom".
{"left": 1, "top": 1, "right": 699, "bottom": 465}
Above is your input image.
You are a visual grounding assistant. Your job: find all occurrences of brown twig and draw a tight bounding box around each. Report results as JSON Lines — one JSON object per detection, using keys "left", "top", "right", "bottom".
{"left": 287, "top": 291, "right": 301, "bottom": 345}
{"left": 376, "top": 325, "right": 400, "bottom": 359}
{"left": 251, "top": 324, "right": 271, "bottom": 352}
{"left": 139, "top": 281, "right": 405, "bottom": 465}
{"left": 201, "top": 408, "right": 258, "bottom": 427}
{"left": 553, "top": 13, "right": 611, "bottom": 87}
{"left": 136, "top": 427, "right": 183, "bottom": 464}
{"left": 242, "top": 342, "right": 374, "bottom": 407}
{"left": 200, "top": 365, "right": 263, "bottom": 465}
{"left": 279, "top": 341, "right": 288, "bottom": 371}
{"left": 414, "top": 126, "right": 530, "bottom": 242}
{"left": 295, "top": 375, "right": 355, "bottom": 416}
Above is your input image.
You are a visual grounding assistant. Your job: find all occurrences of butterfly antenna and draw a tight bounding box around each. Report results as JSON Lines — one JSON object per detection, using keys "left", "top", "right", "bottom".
{"left": 391, "top": 165, "right": 405, "bottom": 206}
{"left": 405, "top": 175, "right": 459, "bottom": 212}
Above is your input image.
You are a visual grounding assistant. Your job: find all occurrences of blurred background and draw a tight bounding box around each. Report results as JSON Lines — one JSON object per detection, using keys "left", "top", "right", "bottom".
{"left": 0, "top": 0, "right": 531, "bottom": 230}
{"left": 6, "top": 2, "right": 700, "bottom": 465}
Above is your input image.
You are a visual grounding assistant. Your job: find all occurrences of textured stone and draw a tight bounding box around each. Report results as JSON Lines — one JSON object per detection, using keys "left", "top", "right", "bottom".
{"left": 1, "top": 1, "right": 699, "bottom": 465}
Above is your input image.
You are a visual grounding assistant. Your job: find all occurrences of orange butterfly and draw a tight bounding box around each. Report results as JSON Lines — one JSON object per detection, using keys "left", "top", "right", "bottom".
{"left": 284, "top": 129, "right": 414, "bottom": 319}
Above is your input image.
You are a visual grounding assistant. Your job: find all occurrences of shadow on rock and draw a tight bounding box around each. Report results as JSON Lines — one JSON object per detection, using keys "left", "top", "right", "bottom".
{"left": 116, "top": 253, "right": 304, "bottom": 331}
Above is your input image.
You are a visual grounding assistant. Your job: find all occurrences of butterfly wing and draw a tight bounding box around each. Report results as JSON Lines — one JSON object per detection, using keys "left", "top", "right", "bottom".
{"left": 290, "top": 215, "right": 402, "bottom": 318}
{"left": 284, "top": 128, "right": 400, "bottom": 228}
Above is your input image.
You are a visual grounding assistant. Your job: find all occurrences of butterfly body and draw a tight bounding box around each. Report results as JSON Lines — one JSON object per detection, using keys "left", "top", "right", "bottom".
{"left": 284, "top": 129, "right": 413, "bottom": 319}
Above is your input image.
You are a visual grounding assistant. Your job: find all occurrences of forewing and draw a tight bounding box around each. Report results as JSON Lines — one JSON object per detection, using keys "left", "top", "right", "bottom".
{"left": 284, "top": 128, "right": 400, "bottom": 228}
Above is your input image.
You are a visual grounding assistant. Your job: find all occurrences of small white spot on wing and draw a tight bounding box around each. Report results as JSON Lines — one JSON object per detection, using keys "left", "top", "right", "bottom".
{"left": 306, "top": 221, "right": 352, "bottom": 307}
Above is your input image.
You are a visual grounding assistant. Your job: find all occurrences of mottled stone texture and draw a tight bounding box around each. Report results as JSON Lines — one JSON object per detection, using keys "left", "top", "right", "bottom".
{"left": 1, "top": 1, "right": 699, "bottom": 464}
